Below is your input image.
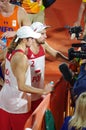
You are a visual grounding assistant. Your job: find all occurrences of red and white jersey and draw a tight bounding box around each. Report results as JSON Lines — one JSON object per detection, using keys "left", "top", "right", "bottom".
{"left": 27, "top": 45, "right": 45, "bottom": 101}
{"left": 0, "top": 50, "right": 31, "bottom": 114}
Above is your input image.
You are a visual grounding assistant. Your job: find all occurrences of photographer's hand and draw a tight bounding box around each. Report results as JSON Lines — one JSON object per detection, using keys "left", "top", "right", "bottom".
{"left": 73, "top": 21, "right": 80, "bottom": 27}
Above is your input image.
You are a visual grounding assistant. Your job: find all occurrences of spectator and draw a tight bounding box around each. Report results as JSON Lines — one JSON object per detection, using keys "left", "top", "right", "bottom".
{"left": 61, "top": 92, "right": 86, "bottom": 130}
{"left": 0, "top": 0, "right": 31, "bottom": 50}
{"left": 27, "top": 22, "right": 69, "bottom": 112}
{"left": 21, "top": 0, "right": 45, "bottom": 23}
{"left": 0, "top": 26, "right": 53, "bottom": 130}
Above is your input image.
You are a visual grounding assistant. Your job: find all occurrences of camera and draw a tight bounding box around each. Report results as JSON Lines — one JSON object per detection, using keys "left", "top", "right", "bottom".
{"left": 65, "top": 25, "right": 83, "bottom": 39}
{"left": 68, "top": 43, "right": 86, "bottom": 61}
{"left": 66, "top": 25, "right": 86, "bottom": 60}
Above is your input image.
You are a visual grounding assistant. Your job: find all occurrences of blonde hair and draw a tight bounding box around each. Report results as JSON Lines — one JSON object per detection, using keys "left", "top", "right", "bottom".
{"left": 69, "top": 92, "right": 86, "bottom": 130}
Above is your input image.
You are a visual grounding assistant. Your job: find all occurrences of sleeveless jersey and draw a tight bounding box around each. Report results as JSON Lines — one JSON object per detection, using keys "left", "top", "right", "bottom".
{"left": 0, "top": 50, "right": 31, "bottom": 114}
{"left": 22, "top": 0, "right": 42, "bottom": 13}
{"left": 0, "top": 6, "right": 19, "bottom": 47}
{"left": 27, "top": 45, "right": 45, "bottom": 101}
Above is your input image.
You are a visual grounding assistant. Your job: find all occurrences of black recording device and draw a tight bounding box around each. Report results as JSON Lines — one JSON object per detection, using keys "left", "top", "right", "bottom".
{"left": 65, "top": 25, "right": 86, "bottom": 60}
{"left": 68, "top": 47, "right": 86, "bottom": 61}
{"left": 68, "top": 34, "right": 86, "bottom": 61}
{"left": 65, "top": 25, "right": 83, "bottom": 39}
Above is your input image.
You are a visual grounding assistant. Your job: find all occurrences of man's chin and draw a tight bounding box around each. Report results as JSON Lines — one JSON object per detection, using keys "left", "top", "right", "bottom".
{"left": 26, "top": 46, "right": 30, "bottom": 48}
{"left": 39, "top": 42, "right": 45, "bottom": 44}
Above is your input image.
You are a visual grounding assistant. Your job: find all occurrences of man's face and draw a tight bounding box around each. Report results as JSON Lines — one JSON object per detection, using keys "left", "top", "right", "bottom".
{"left": 0, "top": 0, "right": 9, "bottom": 9}
{"left": 37, "top": 29, "right": 47, "bottom": 44}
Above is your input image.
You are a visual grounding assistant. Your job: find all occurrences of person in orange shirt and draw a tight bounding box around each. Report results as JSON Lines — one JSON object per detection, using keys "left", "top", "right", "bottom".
{"left": 0, "top": 0, "right": 31, "bottom": 49}
{"left": 21, "top": 0, "right": 45, "bottom": 23}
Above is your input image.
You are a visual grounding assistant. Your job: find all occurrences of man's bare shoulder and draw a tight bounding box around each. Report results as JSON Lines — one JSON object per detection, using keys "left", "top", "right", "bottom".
{"left": 11, "top": 52, "right": 27, "bottom": 65}
{"left": 10, "top": 52, "right": 28, "bottom": 77}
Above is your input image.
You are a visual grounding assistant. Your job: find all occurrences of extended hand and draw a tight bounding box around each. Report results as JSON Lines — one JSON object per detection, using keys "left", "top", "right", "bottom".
{"left": 1, "top": 31, "right": 16, "bottom": 38}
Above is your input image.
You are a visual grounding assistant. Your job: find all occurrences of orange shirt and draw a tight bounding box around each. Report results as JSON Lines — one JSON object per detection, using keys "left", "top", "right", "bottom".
{"left": 0, "top": 6, "right": 19, "bottom": 47}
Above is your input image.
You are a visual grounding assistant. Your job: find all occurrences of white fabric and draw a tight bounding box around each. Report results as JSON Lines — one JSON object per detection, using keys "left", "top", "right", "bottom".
{"left": 15, "top": 26, "right": 41, "bottom": 42}
{"left": 27, "top": 45, "right": 45, "bottom": 101}
{"left": 25, "top": 128, "right": 32, "bottom": 130}
{"left": 0, "top": 54, "right": 31, "bottom": 114}
{"left": 30, "top": 22, "right": 50, "bottom": 33}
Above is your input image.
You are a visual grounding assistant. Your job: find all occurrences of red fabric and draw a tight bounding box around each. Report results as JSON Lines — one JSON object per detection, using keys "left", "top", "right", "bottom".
{"left": 31, "top": 97, "right": 43, "bottom": 112}
{"left": 0, "top": 109, "right": 32, "bottom": 130}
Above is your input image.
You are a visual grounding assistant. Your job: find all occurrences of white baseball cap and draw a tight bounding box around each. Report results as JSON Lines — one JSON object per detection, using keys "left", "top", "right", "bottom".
{"left": 30, "top": 22, "right": 50, "bottom": 33}
{"left": 15, "top": 26, "right": 41, "bottom": 42}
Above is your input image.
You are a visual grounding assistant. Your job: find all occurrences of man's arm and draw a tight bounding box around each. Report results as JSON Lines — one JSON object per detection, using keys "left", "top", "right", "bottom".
{"left": 74, "top": 2, "right": 86, "bottom": 26}
{"left": 11, "top": 53, "right": 52, "bottom": 95}
{"left": 43, "top": 41, "right": 69, "bottom": 61}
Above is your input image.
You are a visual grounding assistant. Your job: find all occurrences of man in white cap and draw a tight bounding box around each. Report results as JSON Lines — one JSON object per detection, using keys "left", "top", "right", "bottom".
{"left": 0, "top": 0, "right": 31, "bottom": 89}
{"left": 30, "top": 22, "right": 68, "bottom": 60}
{"left": 26, "top": 22, "right": 68, "bottom": 112}
{"left": 0, "top": 26, "right": 53, "bottom": 130}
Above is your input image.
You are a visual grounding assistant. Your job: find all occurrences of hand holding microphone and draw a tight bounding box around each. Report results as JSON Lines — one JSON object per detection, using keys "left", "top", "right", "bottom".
{"left": 59, "top": 63, "right": 73, "bottom": 83}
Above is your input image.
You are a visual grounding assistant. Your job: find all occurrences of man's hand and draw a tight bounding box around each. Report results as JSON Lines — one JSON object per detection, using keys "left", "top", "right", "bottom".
{"left": 1, "top": 31, "right": 16, "bottom": 38}
{"left": 73, "top": 21, "right": 80, "bottom": 27}
{"left": 44, "top": 82, "right": 54, "bottom": 94}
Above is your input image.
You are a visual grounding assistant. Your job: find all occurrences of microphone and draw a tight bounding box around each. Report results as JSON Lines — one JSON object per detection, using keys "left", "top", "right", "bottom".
{"left": 59, "top": 63, "right": 72, "bottom": 82}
